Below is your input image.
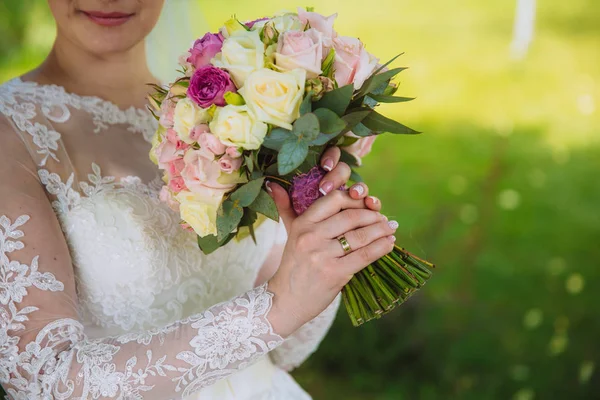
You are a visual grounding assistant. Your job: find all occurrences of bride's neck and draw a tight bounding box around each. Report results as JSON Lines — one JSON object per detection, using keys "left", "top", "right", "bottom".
{"left": 27, "top": 34, "right": 159, "bottom": 109}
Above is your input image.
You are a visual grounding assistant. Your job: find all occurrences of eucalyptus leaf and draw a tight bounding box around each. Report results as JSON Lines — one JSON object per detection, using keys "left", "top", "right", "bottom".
{"left": 310, "top": 131, "right": 342, "bottom": 146}
{"left": 249, "top": 189, "right": 279, "bottom": 221}
{"left": 216, "top": 200, "right": 243, "bottom": 241}
{"left": 262, "top": 128, "right": 292, "bottom": 151}
{"left": 239, "top": 208, "right": 258, "bottom": 227}
{"left": 372, "top": 52, "right": 405, "bottom": 76}
{"left": 358, "top": 67, "right": 407, "bottom": 98}
{"left": 245, "top": 155, "right": 254, "bottom": 173}
{"left": 361, "top": 111, "right": 421, "bottom": 134}
{"left": 313, "top": 84, "right": 354, "bottom": 116}
{"left": 340, "top": 149, "right": 359, "bottom": 167}
{"left": 231, "top": 178, "right": 265, "bottom": 207}
{"left": 367, "top": 94, "right": 415, "bottom": 103}
{"left": 292, "top": 113, "right": 320, "bottom": 141}
{"left": 313, "top": 108, "right": 347, "bottom": 134}
{"left": 350, "top": 170, "right": 364, "bottom": 183}
{"left": 278, "top": 139, "right": 309, "bottom": 175}
{"left": 300, "top": 91, "right": 313, "bottom": 115}
{"left": 197, "top": 233, "right": 234, "bottom": 255}
{"left": 342, "top": 109, "right": 371, "bottom": 131}
{"left": 351, "top": 122, "right": 372, "bottom": 137}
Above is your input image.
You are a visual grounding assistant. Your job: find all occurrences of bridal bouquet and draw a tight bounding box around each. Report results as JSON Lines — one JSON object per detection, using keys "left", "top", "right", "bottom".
{"left": 148, "top": 8, "right": 434, "bottom": 326}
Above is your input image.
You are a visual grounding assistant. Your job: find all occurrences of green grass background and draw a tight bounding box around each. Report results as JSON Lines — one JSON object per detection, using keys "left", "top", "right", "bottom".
{"left": 1, "top": 0, "right": 599, "bottom": 398}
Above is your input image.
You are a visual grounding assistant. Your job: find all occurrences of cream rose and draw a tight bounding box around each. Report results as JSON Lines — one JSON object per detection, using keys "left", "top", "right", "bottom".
{"left": 239, "top": 68, "right": 306, "bottom": 130}
{"left": 209, "top": 105, "right": 268, "bottom": 150}
{"left": 173, "top": 98, "right": 210, "bottom": 143}
{"left": 275, "top": 29, "right": 323, "bottom": 78}
{"left": 251, "top": 14, "right": 305, "bottom": 33}
{"left": 175, "top": 190, "right": 224, "bottom": 237}
{"left": 211, "top": 30, "right": 265, "bottom": 87}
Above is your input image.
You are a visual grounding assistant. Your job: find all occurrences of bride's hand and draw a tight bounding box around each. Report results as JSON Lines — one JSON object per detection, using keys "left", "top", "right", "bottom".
{"left": 265, "top": 150, "right": 396, "bottom": 337}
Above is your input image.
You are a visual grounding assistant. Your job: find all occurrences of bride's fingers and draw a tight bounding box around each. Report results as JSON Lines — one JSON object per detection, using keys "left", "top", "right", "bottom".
{"left": 319, "top": 162, "right": 351, "bottom": 196}
{"left": 365, "top": 195, "right": 382, "bottom": 212}
{"left": 332, "top": 219, "right": 398, "bottom": 257}
{"left": 320, "top": 146, "right": 341, "bottom": 172}
{"left": 338, "top": 236, "right": 397, "bottom": 275}
{"left": 302, "top": 190, "right": 368, "bottom": 222}
{"left": 318, "top": 209, "right": 384, "bottom": 239}
{"left": 267, "top": 181, "right": 296, "bottom": 232}
{"left": 348, "top": 182, "right": 368, "bottom": 200}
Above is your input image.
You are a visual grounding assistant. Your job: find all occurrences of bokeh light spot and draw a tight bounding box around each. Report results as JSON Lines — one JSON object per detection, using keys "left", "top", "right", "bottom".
{"left": 498, "top": 189, "right": 521, "bottom": 210}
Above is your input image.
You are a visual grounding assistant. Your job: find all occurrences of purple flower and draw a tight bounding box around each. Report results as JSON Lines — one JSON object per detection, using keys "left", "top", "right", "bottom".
{"left": 245, "top": 17, "right": 269, "bottom": 29}
{"left": 187, "top": 33, "right": 224, "bottom": 69}
{"left": 289, "top": 166, "right": 345, "bottom": 215}
{"left": 187, "top": 66, "right": 237, "bottom": 108}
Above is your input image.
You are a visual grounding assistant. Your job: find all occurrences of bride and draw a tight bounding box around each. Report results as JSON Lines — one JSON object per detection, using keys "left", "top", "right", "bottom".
{"left": 0, "top": 1, "right": 398, "bottom": 399}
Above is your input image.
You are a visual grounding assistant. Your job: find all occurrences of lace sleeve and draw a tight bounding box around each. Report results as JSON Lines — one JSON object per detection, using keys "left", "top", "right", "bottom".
{"left": 269, "top": 295, "right": 340, "bottom": 372}
{"left": 0, "top": 122, "right": 283, "bottom": 399}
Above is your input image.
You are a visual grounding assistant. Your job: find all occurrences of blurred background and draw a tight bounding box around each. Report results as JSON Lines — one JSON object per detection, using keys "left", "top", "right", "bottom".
{"left": 1, "top": 0, "right": 599, "bottom": 399}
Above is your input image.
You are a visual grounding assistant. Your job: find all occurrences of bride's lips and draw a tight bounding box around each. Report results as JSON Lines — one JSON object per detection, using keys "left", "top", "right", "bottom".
{"left": 80, "top": 10, "right": 135, "bottom": 27}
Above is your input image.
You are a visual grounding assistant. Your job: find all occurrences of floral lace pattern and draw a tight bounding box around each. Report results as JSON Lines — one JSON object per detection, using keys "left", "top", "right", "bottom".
{"left": 0, "top": 214, "right": 283, "bottom": 399}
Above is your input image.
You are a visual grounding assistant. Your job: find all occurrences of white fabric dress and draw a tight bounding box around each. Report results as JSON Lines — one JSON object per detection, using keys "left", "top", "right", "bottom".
{"left": 0, "top": 78, "right": 340, "bottom": 399}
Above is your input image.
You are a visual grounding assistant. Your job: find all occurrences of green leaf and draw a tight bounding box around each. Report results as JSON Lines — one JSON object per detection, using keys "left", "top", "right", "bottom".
{"left": 292, "top": 113, "right": 320, "bottom": 141}
{"left": 313, "top": 108, "right": 347, "bottom": 134}
{"left": 367, "top": 94, "right": 415, "bottom": 103}
{"left": 231, "top": 178, "right": 265, "bottom": 207}
{"left": 372, "top": 52, "right": 405, "bottom": 76}
{"left": 300, "top": 91, "right": 313, "bottom": 115}
{"left": 244, "top": 155, "right": 254, "bottom": 173}
{"left": 197, "top": 233, "right": 234, "bottom": 255}
{"left": 350, "top": 170, "right": 364, "bottom": 183}
{"left": 239, "top": 208, "right": 258, "bottom": 227}
{"left": 351, "top": 122, "right": 372, "bottom": 137}
{"left": 361, "top": 111, "right": 421, "bottom": 134}
{"left": 250, "top": 169, "right": 264, "bottom": 180}
{"left": 342, "top": 109, "right": 371, "bottom": 130}
{"left": 216, "top": 200, "right": 243, "bottom": 241}
{"left": 278, "top": 139, "right": 309, "bottom": 175}
{"left": 340, "top": 135, "right": 359, "bottom": 147}
{"left": 224, "top": 91, "right": 246, "bottom": 105}
{"left": 321, "top": 48, "right": 336, "bottom": 78}
{"left": 313, "top": 85, "right": 354, "bottom": 116}
{"left": 357, "top": 67, "right": 407, "bottom": 98}
{"left": 310, "top": 131, "right": 342, "bottom": 146}
{"left": 262, "top": 128, "right": 292, "bottom": 151}
{"left": 340, "top": 149, "right": 359, "bottom": 167}
{"left": 249, "top": 189, "right": 279, "bottom": 221}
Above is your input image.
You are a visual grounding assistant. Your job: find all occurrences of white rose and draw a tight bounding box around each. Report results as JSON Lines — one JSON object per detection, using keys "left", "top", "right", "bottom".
{"left": 275, "top": 29, "right": 323, "bottom": 78}
{"left": 251, "top": 14, "right": 305, "bottom": 32}
{"left": 239, "top": 68, "right": 306, "bottom": 130}
{"left": 209, "top": 105, "right": 268, "bottom": 150}
{"left": 211, "top": 30, "right": 265, "bottom": 87}
{"left": 173, "top": 98, "right": 210, "bottom": 143}
{"left": 176, "top": 190, "right": 224, "bottom": 237}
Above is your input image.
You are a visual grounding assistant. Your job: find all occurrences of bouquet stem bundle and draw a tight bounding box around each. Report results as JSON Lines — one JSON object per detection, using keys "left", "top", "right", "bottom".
{"left": 342, "top": 246, "right": 434, "bottom": 326}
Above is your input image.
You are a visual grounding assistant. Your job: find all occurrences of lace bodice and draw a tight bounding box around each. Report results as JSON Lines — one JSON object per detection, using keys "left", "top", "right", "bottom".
{"left": 0, "top": 78, "right": 339, "bottom": 399}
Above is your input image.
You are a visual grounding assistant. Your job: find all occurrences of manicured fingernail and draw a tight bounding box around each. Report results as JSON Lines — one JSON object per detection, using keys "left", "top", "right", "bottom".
{"left": 387, "top": 235, "right": 397, "bottom": 243}
{"left": 265, "top": 180, "right": 273, "bottom": 193}
{"left": 319, "top": 181, "right": 333, "bottom": 195}
{"left": 368, "top": 196, "right": 379, "bottom": 204}
{"left": 388, "top": 220, "right": 399, "bottom": 230}
{"left": 351, "top": 184, "right": 365, "bottom": 196}
{"left": 383, "top": 215, "right": 388, "bottom": 221}
{"left": 322, "top": 158, "right": 334, "bottom": 171}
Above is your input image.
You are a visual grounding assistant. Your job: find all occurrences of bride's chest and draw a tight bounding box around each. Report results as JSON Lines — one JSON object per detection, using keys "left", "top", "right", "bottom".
{"left": 53, "top": 177, "right": 278, "bottom": 337}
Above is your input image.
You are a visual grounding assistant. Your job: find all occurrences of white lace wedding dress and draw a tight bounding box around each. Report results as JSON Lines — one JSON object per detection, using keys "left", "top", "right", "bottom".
{"left": 0, "top": 78, "right": 339, "bottom": 399}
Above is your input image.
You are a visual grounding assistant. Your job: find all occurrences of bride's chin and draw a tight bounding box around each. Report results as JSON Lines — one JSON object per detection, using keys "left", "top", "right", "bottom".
{"left": 70, "top": 23, "right": 148, "bottom": 55}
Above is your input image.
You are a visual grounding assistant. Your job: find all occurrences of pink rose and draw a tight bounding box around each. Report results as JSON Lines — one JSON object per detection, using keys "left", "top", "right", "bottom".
{"left": 159, "top": 186, "right": 180, "bottom": 212}
{"left": 225, "top": 146, "right": 242, "bottom": 158}
{"left": 190, "top": 124, "right": 210, "bottom": 142}
{"left": 167, "top": 158, "right": 186, "bottom": 178}
{"left": 297, "top": 8, "right": 337, "bottom": 49}
{"left": 156, "top": 141, "right": 183, "bottom": 169}
{"left": 218, "top": 155, "right": 243, "bottom": 174}
{"left": 159, "top": 99, "right": 176, "bottom": 128}
{"left": 275, "top": 29, "right": 323, "bottom": 78}
{"left": 333, "top": 36, "right": 379, "bottom": 90}
{"left": 166, "top": 129, "right": 190, "bottom": 152}
{"left": 198, "top": 131, "right": 227, "bottom": 158}
{"left": 181, "top": 149, "right": 235, "bottom": 195}
{"left": 168, "top": 176, "right": 187, "bottom": 193}
{"left": 187, "top": 65, "right": 237, "bottom": 108}
{"left": 342, "top": 132, "right": 376, "bottom": 166}
{"left": 187, "top": 33, "right": 224, "bottom": 69}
